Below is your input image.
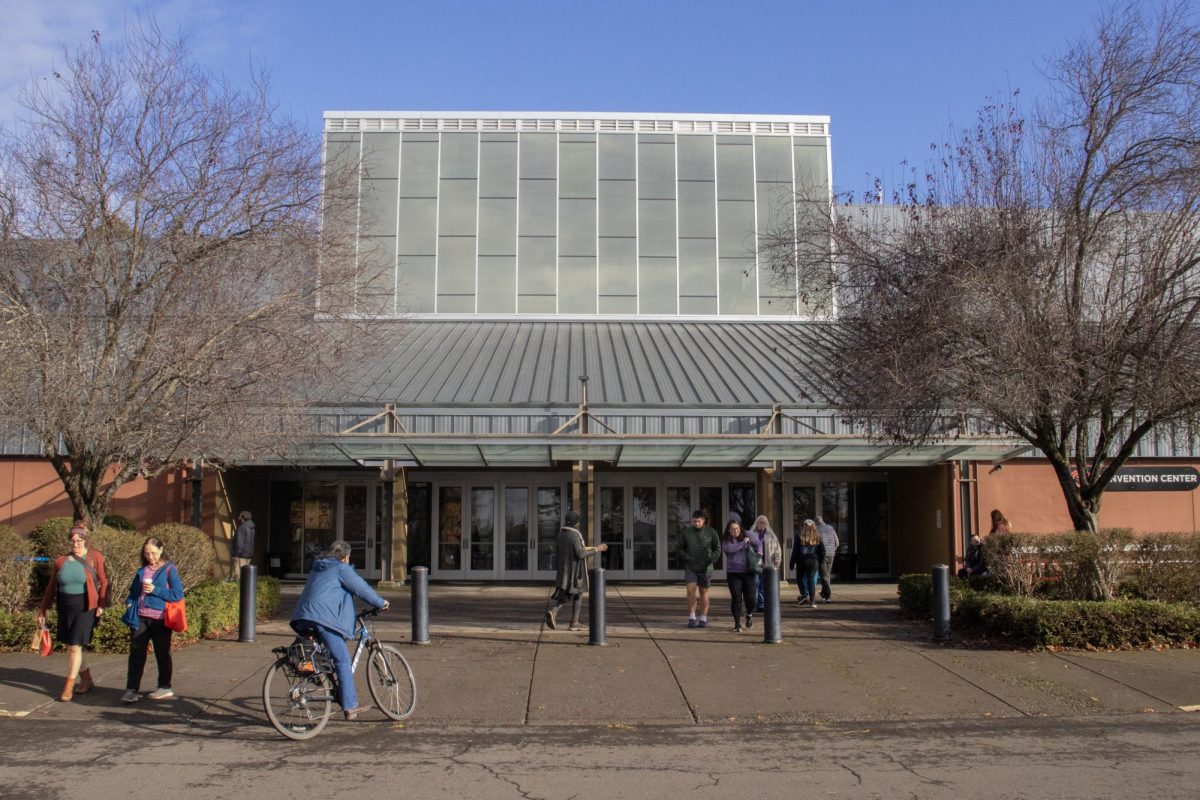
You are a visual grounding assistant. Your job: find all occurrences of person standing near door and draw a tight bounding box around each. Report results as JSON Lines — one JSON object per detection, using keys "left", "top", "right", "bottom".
{"left": 232, "top": 511, "right": 255, "bottom": 576}
{"left": 676, "top": 510, "right": 721, "bottom": 628}
{"left": 545, "top": 511, "right": 607, "bottom": 631}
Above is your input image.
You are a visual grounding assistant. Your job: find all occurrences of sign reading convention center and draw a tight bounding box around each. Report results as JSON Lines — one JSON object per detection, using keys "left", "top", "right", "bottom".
{"left": 1106, "top": 467, "right": 1200, "bottom": 492}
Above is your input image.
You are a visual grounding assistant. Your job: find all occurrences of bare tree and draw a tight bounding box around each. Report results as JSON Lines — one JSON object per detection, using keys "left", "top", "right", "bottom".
{"left": 0, "top": 20, "right": 363, "bottom": 528}
{"left": 763, "top": 2, "right": 1200, "bottom": 546}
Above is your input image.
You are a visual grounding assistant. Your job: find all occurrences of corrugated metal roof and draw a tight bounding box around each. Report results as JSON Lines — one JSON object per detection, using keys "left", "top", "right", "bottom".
{"left": 324, "top": 320, "right": 843, "bottom": 407}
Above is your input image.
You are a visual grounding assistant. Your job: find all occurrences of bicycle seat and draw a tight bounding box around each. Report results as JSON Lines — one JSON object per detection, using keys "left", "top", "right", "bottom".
{"left": 290, "top": 620, "right": 321, "bottom": 639}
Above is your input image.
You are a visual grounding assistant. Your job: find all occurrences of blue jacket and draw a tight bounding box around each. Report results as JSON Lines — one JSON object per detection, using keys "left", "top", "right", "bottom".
{"left": 291, "top": 558, "right": 386, "bottom": 638}
{"left": 123, "top": 562, "right": 184, "bottom": 627}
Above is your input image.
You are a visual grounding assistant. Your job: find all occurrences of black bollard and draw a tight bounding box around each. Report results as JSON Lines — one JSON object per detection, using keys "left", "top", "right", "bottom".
{"left": 588, "top": 567, "right": 606, "bottom": 646}
{"left": 932, "top": 563, "right": 951, "bottom": 641}
{"left": 238, "top": 564, "right": 256, "bottom": 642}
{"left": 762, "top": 565, "right": 782, "bottom": 643}
{"left": 411, "top": 566, "right": 430, "bottom": 644}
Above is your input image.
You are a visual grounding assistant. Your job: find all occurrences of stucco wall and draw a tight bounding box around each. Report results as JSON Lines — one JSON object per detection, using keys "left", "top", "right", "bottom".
{"left": 976, "top": 459, "right": 1200, "bottom": 535}
{"left": 889, "top": 465, "right": 954, "bottom": 575}
{"left": 0, "top": 457, "right": 185, "bottom": 533}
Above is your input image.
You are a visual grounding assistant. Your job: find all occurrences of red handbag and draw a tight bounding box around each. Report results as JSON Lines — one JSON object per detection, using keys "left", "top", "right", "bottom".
{"left": 164, "top": 599, "right": 187, "bottom": 632}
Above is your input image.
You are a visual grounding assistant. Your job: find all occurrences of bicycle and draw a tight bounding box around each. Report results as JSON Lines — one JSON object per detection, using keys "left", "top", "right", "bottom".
{"left": 263, "top": 607, "right": 416, "bottom": 740}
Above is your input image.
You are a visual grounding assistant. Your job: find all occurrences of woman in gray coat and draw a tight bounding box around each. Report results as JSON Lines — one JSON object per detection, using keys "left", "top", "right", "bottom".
{"left": 545, "top": 511, "right": 607, "bottom": 631}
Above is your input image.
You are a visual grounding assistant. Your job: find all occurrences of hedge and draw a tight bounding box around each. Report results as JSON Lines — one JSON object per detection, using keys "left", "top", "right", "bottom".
{"left": 0, "top": 576, "right": 280, "bottom": 654}
{"left": 897, "top": 573, "right": 1200, "bottom": 649}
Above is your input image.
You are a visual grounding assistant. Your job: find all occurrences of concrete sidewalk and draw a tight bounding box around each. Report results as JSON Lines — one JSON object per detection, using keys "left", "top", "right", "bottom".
{"left": 2, "top": 581, "right": 1198, "bottom": 732}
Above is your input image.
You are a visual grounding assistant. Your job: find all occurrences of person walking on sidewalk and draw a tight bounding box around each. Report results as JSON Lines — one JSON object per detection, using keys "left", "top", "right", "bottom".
{"left": 38, "top": 522, "right": 109, "bottom": 702}
{"left": 676, "top": 510, "right": 721, "bottom": 628}
{"left": 545, "top": 511, "right": 607, "bottom": 631}
{"left": 121, "top": 537, "right": 184, "bottom": 703}
{"left": 232, "top": 511, "right": 255, "bottom": 575}
{"left": 815, "top": 516, "right": 840, "bottom": 602}
{"left": 290, "top": 540, "right": 389, "bottom": 720}
{"left": 752, "top": 515, "right": 783, "bottom": 608}
{"left": 749, "top": 515, "right": 778, "bottom": 611}
{"left": 721, "top": 518, "right": 757, "bottom": 633}
{"left": 789, "top": 519, "right": 825, "bottom": 608}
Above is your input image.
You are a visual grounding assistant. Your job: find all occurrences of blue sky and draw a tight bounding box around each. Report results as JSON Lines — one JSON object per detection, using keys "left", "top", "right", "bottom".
{"left": 0, "top": 0, "right": 1128, "bottom": 196}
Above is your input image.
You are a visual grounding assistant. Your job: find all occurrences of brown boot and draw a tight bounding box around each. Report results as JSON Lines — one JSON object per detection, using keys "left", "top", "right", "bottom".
{"left": 75, "top": 668, "right": 94, "bottom": 695}
{"left": 60, "top": 678, "right": 74, "bottom": 702}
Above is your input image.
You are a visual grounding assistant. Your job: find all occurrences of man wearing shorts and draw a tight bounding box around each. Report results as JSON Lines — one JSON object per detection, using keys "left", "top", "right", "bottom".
{"left": 676, "top": 510, "right": 721, "bottom": 628}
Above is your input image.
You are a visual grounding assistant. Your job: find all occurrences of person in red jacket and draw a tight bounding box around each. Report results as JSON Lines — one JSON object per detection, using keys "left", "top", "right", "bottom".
{"left": 38, "top": 522, "right": 109, "bottom": 702}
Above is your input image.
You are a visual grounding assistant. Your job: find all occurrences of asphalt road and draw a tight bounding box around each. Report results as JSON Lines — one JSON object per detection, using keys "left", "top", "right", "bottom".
{"left": 3, "top": 711, "right": 1198, "bottom": 799}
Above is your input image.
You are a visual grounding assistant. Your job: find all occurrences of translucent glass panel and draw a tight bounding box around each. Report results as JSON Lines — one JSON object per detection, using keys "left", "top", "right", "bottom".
{"left": 519, "top": 135, "right": 557, "bottom": 311}
{"left": 717, "top": 136, "right": 758, "bottom": 314}
{"left": 398, "top": 134, "right": 438, "bottom": 312}
{"left": 599, "top": 486, "right": 624, "bottom": 572}
{"left": 536, "top": 487, "right": 561, "bottom": 571}
{"left": 559, "top": 136, "right": 596, "bottom": 314}
{"left": 438, "top": 485, "right": 462, "bottom": 570}
{"left": 666, "top": 487, "right": 690, "bottom": 571}
{"left": 677, "top": 135, "right": 716, "bottom": 312}
{"left": 632, "top": 486, "right": 657, "bottom": 571}
{"left": 504, "top": 487, "right": 529, "bottom": 572}
{"left": 342, "top": 128, "right": 831, "bottom": 317}
{"left": 438, "top": 137, "right": 478, "bottom": 308}
{"left": 478, "top": 135, "right": 518, "bottom": 313}
{"left": 756, "top": 136, "right": 795, "bottom": 315}
{"left": 469, "top": 486, "right": 494, "bottom": 573}
{"left": 599, "top": 135, "right": 636, "bottom": 312}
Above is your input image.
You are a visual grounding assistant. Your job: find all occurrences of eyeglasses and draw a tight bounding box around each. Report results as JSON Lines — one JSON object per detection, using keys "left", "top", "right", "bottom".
{"left": 69, "top": 536, "right": 86, "bottom": 543}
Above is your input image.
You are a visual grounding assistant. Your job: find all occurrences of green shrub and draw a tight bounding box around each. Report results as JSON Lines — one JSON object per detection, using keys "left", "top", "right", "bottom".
{"left": 86, "top": 527, "right": 143, "bottom": 602}
{"left": 896, "top": 572, "right": 983, "bottom": 617}
{"left": 0, "top": 525, "right": 34, "bottom": 614}
{"left": 955, "top": 592, "right": 1200, "bottom": 649}
{"left": 102, "top": 514, "right": 138, "bottom": 532}
{"left": 28, "top": 517, "right": 76, "bottom": 558}
{"left": 0, "top": 575, "right": 281, "bottom": 653}
{"left": 983, "top": 532, "right": 1040, "bottom": 597}
{"left": 1052, "top": 528, "right": 1133, "bottom": 601}
{"left": 145, "top": 523, "right": 216, "bottom": 590}
{"left": 1121, "top": 533, "right": 1200, "bottom": 603}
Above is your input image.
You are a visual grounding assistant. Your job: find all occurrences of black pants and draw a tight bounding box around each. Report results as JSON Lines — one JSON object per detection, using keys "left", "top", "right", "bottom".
{"left": 551, "top": 592, "right": 583, "bottom": 623}
{"left": 726, "top": 572, "right": 756, "bottom": 627}
{"left": 127, "top": 616, "right": 173, "bottom": 690}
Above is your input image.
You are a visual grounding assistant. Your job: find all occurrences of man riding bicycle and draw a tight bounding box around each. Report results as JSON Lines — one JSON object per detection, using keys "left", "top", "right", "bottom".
{"left": 291, "top": 540, "right": 388, "bottom": 719}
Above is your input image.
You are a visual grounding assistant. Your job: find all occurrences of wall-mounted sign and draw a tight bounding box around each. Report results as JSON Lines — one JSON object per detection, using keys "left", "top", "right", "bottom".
{"left": 1106, "top": 466, "right": 1199, "bottom": 492}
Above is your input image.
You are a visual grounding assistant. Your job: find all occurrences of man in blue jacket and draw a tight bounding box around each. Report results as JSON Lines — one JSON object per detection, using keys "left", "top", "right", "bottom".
{"left": 291, "top": 541, "right": 389, "bottom": 719}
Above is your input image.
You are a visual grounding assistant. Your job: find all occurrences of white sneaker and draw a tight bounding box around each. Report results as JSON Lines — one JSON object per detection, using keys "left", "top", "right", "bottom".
{"left": 121, "top": 690, "right": 140, "bottom": 704}
{"left": 147, "top": 687, "right": 175, "bottom": 700}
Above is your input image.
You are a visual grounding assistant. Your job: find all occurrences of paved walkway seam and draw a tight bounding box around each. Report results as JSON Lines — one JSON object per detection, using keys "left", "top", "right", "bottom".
{"left": 613, "top": 586, "right": 700, "bottom": 724}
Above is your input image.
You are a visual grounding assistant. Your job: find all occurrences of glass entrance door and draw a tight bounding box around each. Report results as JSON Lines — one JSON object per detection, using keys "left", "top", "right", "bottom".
{"left": 534, "top": 486, "right": 563, "bottom": 578}
{"left": 597, "top": 483, "right": 661, "bottom": 578}
{"left": 342, "top": 484, "right": 379, "bottom": 580}
{"left": 467, "top": 486, "right": 497, "bottom": 578}
{"left": 503, "top": 487, "right": 532, "bottom": 579}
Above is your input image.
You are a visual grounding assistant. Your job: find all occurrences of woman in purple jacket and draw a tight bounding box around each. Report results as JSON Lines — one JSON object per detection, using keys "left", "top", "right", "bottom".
{"left": 721, "top": 519, "right": 758, "bottom": 633}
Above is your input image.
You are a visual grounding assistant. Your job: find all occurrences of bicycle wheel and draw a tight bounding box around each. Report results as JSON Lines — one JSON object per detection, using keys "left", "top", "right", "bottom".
{"left": 262, "top": 659, "right": 333, "bottom": 740}
{"left": 366, "top": 643, "right": 416, "bottom": 720}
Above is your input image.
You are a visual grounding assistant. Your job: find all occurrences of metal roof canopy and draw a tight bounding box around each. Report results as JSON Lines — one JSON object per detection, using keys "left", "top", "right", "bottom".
{"left": 298, "top": 431, "right": 1029, "bottom": 469}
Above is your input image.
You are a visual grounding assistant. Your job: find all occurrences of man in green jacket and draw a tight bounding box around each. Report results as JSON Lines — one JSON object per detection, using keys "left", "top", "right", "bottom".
{"left": 676, "top": 510, "right": 721, "bottom": 628}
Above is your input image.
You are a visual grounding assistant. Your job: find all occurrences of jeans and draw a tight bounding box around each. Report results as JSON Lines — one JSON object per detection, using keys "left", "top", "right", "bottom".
{"left": 314, "top": 623, "right": 357, "bottom": 710}
{"left": 127, "top": 616, "right": 173, "bottom": 690}
{"left": 726, "top": 572, "right": 756, "bottom": 627}
{"left": 798, "top": 566, "right": 818, "bottom": 604}
{"left": 755, "top": 573, "right": 765, "bottom": 610}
